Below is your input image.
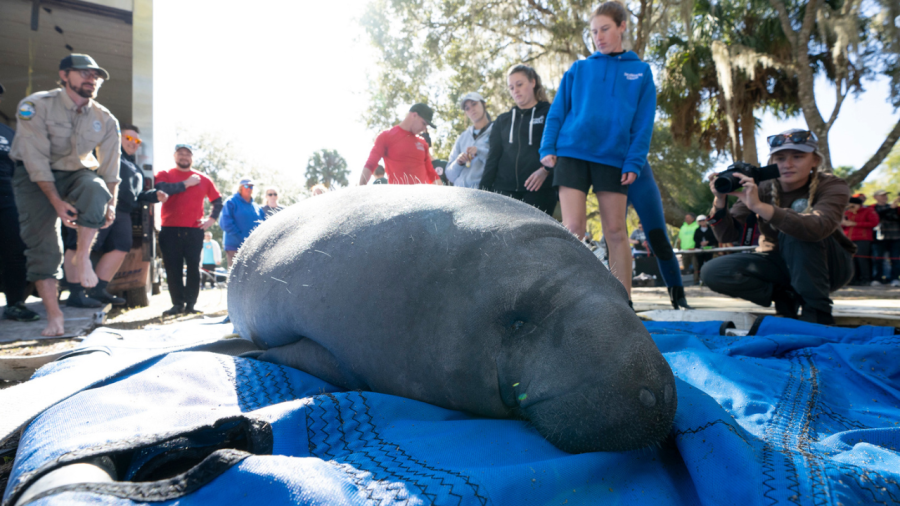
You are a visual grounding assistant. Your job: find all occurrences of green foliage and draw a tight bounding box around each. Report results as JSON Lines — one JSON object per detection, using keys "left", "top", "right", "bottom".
{"left": 648, "top": 122, "right": 720, "bottom": 214}
{"left": 859, "top": 145, "right": 900, "bottom": 197}
{"left": 305, "top": 149, "right": 349, "bottom": 189}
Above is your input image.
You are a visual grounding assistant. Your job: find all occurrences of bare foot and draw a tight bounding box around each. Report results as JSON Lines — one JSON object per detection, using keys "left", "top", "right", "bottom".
{"left": 42, "top": 311, "right": 65, "bottom": 337}
{"left": 75, "top": 255, "right": 99, "bottom": 288}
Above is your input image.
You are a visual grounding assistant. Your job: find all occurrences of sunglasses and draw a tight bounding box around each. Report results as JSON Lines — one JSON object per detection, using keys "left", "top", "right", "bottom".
{"left": 266, "top": 193, "right": 277, "bottom": 197}
{"left": 123, "top": 134, "right": 142, "bottom": 145}
{"left": 767, "top": 130, "right": 817, "bottom": 148}
{"left": 242, "top": 184, "right": 254, "bottom": 189}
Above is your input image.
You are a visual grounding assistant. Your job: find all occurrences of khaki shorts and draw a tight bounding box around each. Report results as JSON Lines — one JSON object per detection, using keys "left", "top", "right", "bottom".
{"left": 12, "top": 164, "right": 112, "bottom": 281}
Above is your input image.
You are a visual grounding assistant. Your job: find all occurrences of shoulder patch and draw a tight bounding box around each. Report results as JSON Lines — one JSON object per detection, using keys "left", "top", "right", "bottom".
{"left": 18, "top": 102, "right": 36, "bottom": 121}
{"left": 791, "top": 198, "right": 809, "bottom": 213}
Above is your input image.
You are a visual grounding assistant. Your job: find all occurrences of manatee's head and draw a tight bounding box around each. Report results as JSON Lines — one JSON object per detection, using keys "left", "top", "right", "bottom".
{"left": 498, "top": 293, "right": 677, "bottom": 454}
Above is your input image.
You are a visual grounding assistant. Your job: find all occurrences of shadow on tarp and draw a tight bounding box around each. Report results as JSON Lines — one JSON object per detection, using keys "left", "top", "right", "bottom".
{"left": 3, "top": 318, "right": 899, "bottom": 505}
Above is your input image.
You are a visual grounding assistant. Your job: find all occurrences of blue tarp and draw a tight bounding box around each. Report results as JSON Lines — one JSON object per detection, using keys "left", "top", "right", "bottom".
{"left": 4, "top": 318, "right": 899, "bottom": 505}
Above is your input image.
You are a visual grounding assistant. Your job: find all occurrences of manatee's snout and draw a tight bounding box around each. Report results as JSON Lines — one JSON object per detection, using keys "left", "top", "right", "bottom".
{"left": 524, "top": 347, "right": 677, "bottom": 454}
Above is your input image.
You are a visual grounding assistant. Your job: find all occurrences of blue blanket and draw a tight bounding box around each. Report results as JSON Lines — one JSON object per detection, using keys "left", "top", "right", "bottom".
{"left": 4, "top": 318, "right": 899, "bottom": 505}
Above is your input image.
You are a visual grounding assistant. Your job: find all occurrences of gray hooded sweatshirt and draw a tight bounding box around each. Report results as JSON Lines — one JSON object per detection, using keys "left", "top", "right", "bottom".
{"left": 445, "top": 122, "right": 493, "bottom": 188}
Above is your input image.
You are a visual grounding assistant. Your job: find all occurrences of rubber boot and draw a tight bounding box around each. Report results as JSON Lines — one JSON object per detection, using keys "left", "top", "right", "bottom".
{"left": 771, "top": 288, "right": 800, "bottom": 319}
{"left": 668, "top": 286, "right": 693, "bottom": 310}
{"left": 799, "top": 306, "right": 835, "bottom": 326}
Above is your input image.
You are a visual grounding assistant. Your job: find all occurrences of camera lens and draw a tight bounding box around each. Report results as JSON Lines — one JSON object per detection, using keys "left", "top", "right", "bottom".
{"left": 714, "top": 175, "right": 739, "bottom": 194}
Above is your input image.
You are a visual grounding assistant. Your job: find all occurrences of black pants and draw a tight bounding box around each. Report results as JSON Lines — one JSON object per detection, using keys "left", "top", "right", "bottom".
{"left": 496, "top": 188, "right": 558, "bottom": 216}
{"left": 0, "top": 204, "right": 28, "bottom": 306}
{"left": 700, "top": 233, "right": 853, "bottom": 314}
{"left": 872, "top": 239, "right": 900, "bottom": 282}
{"left": 694, "top": 252, "right": 713, "bottom": 284}
{"left": 851, "top": 240, "right": 871, "bottom": 285}
{"left": 159, "top": 227, "right": 204, "bottom": 308}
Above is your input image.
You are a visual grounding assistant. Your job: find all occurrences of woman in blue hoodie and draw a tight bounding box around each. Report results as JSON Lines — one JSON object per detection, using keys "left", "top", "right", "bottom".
{"left": 220, "top": 177, "right": 266, "bottom": 268}
{"left": 540, "top": 1, "right": 656, "bottom": 300}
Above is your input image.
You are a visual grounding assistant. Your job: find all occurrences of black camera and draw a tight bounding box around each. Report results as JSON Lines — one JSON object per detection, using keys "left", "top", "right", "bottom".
{"left": 713, "top": 162, "right": 781, "bottom": 194}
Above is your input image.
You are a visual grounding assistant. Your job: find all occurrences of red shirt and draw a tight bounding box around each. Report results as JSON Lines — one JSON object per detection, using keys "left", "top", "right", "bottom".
{"left": 364, "top": 126, "right": 439, "bottom": 185}
{"left": 843, "top": 205, "right": 880, "bottom": 242}
{"left": 156, "top": 168, "right": 221, "bottom": 228}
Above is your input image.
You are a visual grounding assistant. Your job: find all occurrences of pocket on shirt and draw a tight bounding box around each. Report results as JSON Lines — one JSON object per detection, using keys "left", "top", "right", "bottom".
{"left": 46, "top": 122, "right": 73, "bottom": 153}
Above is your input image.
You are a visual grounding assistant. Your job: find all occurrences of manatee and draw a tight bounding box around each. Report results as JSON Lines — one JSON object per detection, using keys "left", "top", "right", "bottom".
{"left": 228, "top": 185, "right": 676, "bottom": 453}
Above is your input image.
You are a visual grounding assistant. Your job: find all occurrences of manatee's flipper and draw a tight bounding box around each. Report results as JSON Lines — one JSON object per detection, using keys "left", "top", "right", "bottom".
{"left": 257, "top": 338, "right": 366, "bottom": 391}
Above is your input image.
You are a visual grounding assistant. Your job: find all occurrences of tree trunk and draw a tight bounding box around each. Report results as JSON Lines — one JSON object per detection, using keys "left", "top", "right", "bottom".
{"left": 845, "top": 117, "right": 900, "bottom": 188}
{"left": 740, "top": 107, "right": 759, "bottom": 166}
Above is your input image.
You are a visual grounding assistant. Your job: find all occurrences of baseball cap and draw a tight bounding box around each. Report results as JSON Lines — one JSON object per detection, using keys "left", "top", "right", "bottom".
{"left": 174, "top": 143, "right": 193, "bottom": 153}
{"left": 768, "top": 128, "right": 818, "bottom": 155}
{"left": 239, "top": 177, "right": 256, "bottom": 186}
{"left": 874, "top": 189, "right": 891, "bottom": 196}
{"left": 59, "top": 54, "right": 110, "bottom": 80}
{"left": 849, "top": 196, "right": 864, "bottom": 205}
{"left": 409, "top": 103, "right": 436, "bottom": 128}
{"left": 458, "top": 92, "right": 485, "bottom": 110}
{"left": 697, "top": 215, "right": 708, "bottom": 221}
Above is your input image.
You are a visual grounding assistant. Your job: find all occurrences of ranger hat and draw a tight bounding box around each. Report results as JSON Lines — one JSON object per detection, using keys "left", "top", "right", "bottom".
{"left": 874, "top": 189, "right": 891, "bottom": 197}
{"left": 59, "top": 54, "right": 110, "bottom": 80}
{"left": 174, "top": 143, "right": 193, "bottom": 153}
{"left": 458, "top": 92, "right": 485, "bottom": 110}
{"left": 409, "top": 103, "right": 436, "bottom": 128}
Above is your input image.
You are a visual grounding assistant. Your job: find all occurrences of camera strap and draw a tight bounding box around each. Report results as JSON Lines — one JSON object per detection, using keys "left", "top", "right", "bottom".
{"left": 740, "top": 214, "right": 760, "bottom": 247}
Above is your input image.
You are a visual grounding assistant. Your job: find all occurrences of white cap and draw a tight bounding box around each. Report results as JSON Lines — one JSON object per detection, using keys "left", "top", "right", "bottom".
{"left": 697, "top": 215, "right": 708, "bottom": 221}
{"left": 458, "top": 92, "right": 485, "bottom": 110}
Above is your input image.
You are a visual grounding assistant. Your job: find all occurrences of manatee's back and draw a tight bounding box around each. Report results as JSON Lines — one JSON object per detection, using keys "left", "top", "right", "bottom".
{"left": 228, "top": 186, "right": 578, "bottom": 408}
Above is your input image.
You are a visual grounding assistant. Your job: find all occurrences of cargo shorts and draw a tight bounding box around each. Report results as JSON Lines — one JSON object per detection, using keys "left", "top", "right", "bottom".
{"left": 12, "top": 163, "right": 112, "bottom": 281}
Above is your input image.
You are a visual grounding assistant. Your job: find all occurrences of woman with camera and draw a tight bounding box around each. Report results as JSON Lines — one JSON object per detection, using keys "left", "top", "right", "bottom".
{"left": 700, "top": 129, "right": 855, "bottom": 325}
{"left": 539, "top": 1, "right": 656, "bottom": 301}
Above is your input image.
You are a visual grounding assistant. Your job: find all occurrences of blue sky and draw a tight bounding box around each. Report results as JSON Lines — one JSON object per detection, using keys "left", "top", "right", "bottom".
{"left": 153, "top": 1, "right": 899, "bottom": 185}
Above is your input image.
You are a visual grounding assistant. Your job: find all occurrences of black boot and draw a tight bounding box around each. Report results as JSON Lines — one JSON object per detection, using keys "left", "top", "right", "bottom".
{"left": 162, "top": 304, "right": 184, "bottom": 316}
{"left": 771, "top": 288, "right": 800, "bottom": 319}
{"left": 89, "top": 280, "right": 126, "bottom": 305}
{"left": 799, "top": 306, "right": 835, "bottom": 325}
{"left": 66, "top": 283, "right": 103, "bottom": 308}
{"left": 668, "top": 286, "right": 693, "bottom": 310}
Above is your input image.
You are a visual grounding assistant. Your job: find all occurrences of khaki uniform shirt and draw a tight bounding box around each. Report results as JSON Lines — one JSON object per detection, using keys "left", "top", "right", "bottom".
{"left": 9, "top": 88, "right": 121, "bottom": 184}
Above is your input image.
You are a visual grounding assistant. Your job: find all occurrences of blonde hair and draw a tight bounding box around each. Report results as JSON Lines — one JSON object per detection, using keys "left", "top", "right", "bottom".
{"left": 767, "top": 152, "right": 822, "bottom": 214}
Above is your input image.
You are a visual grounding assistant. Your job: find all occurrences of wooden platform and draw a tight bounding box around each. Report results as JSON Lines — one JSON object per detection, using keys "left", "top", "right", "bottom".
{"left": 0, "top": 300, "right": 110, "bottom": 344}
{"left": 633, "top": 286, "right": 900, "bottom": 327}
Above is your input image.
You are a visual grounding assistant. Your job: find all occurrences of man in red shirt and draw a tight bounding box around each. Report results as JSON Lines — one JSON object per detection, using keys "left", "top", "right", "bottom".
{"left": 155, "top": 144, "right": 222, "bottom": 315}
{"left": 359, "top": 103, "right": 441, "bottom": 185}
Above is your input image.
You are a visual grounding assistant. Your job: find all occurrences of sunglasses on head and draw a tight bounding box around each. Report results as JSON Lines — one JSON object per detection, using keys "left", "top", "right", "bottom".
{"left": 767, "top": 130, "right": 817, "bottom": 148}
{"left": 123, "top": 134, "right": 142, "bottom": 145}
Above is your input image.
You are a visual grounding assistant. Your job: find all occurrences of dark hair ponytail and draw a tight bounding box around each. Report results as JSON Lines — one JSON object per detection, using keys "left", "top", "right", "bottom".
{"left": 508, "top": 64, "right": 549, "bottom": 103}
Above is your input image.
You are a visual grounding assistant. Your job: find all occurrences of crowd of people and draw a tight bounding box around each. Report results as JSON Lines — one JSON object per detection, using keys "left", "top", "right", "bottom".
{"left": 0, "top": 1, "right": 884, "bottom": 332}
{"left": 0, "top": 53, "right": 285, "bottom": 335}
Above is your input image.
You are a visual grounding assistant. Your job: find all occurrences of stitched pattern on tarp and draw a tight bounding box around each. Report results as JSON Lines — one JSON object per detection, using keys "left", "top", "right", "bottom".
{"left": 305, "top": 391, "right": 489, "bottom": 506}
{"left": 217, "top": 356, "right": 301, "bottom": 412}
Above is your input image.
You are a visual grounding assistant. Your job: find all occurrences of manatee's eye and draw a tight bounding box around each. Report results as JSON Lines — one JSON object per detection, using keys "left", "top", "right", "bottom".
{"left": 511, "top": 320, "right": 525, "bottom": 331}
{"left": 639, "top": 388, "right": 657, "bottom": 408}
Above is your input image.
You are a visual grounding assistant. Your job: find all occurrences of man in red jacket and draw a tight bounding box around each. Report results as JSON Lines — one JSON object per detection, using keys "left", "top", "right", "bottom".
{"left": 842, "top": 195, "right": 879, "bottom": 285}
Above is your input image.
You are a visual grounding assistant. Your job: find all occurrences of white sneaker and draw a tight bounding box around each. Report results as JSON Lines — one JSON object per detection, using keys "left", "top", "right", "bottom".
{"left": 892, "top": 280, "right": 900, "bottom": 287}
{"left": 871, "top": 280, "right": 884, "bottom": 286}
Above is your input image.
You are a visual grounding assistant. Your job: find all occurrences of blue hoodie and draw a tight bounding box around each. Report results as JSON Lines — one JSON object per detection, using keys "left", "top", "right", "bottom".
{"left": 540, "top": 51, "right": 656, "bottom": 177}
{"left": 220, "top": 193, "right": 266, "bottom": 251}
